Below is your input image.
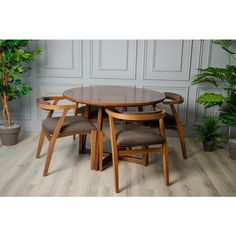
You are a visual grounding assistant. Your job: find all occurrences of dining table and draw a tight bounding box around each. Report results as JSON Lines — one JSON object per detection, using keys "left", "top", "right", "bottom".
{"left": 63, "top": 85, "right": 166, "bottom": 170}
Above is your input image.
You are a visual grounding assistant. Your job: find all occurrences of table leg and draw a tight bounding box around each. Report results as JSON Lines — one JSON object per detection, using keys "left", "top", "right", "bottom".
{"left": 93, "top": 107, "right": 103, "bottom": 170}
{"left": 97, "top": 107, "right": 103, "bottom": 131}
{"left": 79, "top": 105, "right": 91, "bottom": 153}
{"left": 84, "top": 105, "right": 91, "bottom": 118}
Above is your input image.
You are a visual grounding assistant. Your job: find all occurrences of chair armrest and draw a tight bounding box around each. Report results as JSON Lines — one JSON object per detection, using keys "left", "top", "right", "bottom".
{"left": 162, "top": 92, "right": 184, "bottom": 105}
{"left": 36, "top": 96, "right": 77, "bottom": 111}
{"left": 105, "top": 108, "right": 166, "bottom": 121}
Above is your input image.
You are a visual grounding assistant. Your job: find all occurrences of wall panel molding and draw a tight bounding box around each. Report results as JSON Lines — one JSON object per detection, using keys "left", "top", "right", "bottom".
{"left": 36, "top": 40, "right": 83, "bottom": 78}
{"left": 143, "top": 40, "right": 193, "bottom": 81}
{"left": 90, "top": 40, "right": 137, "bottom": 79}
{"left": 97, "top": 40, "right": 129, "bottom": 71}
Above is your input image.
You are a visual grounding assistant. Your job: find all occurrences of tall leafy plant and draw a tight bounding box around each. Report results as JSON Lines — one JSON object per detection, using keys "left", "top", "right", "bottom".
{"left": 192, "top": 40, "right": 236, "bottom": 127}
{"left": 0, "top": 40, "right": 41, "bottom": 127}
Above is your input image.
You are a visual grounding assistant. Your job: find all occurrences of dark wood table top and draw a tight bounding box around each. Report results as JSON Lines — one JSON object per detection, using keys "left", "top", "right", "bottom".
{"left": 63, "top": 86, "right": 166, "bottom": 107}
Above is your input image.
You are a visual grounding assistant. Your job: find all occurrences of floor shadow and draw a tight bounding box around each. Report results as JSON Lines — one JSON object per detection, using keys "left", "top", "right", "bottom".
{"left": 48, "top": 165, "right": 71, "bottom": 175}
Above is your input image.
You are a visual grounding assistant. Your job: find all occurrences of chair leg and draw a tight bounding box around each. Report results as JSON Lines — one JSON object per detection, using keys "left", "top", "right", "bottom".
{"left": 176, "top": 123, "right": 187, "bottom": 159}
{"left": 99, "top": 131, "right": 104, "bottom": 171}
{"left": 73, "top": 134, "right": 76, "bottom": 140}
{"left": 43, "top": 138, "right": 57, "bottom": 176}
{"left": 110, "top": 139, "right": 119, "bottom": 192}
{"left": 79, "top": 134, "right": 87, "bottom": 153}
{"left": 83, "top": 135, "right": 87, "bottom": 151}
{"left": 108, "top": 115, "right": 119, "bottom": 193}
{"left": 79, "top": 134, "right": 85, "bottom": 153}
{"left": 162, "top": 143, "right": 169, "bottom": 186}
{"left": 143, "top": 153, "right": 149, "bottom": 166}
{"left": 90, "top": 130, "right": 97, "bottom": 170}
{"left": 142, "top": 146, "right": 149, "bottom": 166}
{"left": 36, "top": 129, "right": 46, "bottom": 159}
{"left": 113, "top": 150, "right": 119, "bottom": 193}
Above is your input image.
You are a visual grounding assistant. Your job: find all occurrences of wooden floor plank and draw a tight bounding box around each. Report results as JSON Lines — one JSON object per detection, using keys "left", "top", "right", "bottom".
{"left": 0, "top": 131, "right": 235, "bottom": 196}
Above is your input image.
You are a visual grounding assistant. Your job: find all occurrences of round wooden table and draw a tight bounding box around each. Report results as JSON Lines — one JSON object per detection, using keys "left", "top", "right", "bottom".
{"left": 63, "top": 85, "right": 165, "bottom": 130}
{"left": 63, "top": 85, "right": 166, "bottom": 170}
{"left": 63, "top": 85, "right": 166, "bottom": 108}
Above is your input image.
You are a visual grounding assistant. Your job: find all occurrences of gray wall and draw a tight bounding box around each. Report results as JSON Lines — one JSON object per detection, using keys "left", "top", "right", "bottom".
{"left": 8, "top": 40, "right": 232, "bottom": 135}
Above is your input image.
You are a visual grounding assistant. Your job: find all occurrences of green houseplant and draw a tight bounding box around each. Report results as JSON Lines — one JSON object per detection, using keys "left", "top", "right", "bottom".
{"left": 195, "top": 117, "right": 223, "bottom": 152}
{"left": 0, "top": 40, "right": 40, "bottom": 145}
{"left": 192, "top": 40, "right": 236, "bottom": 128}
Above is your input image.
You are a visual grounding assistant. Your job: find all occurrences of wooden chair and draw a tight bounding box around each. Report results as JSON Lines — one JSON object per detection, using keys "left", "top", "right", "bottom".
{"left": 36, "top": 96, "right": 98, "bottom": 176}
{"left": 143, "top": 92, "right": 187, "bottom": 160}
{"left": 163, "top": 92, "right": 187, "bottom": 159}
{"left": 105, "top": 107, "right": 169, "bottom": 193}
{"left": 74, "top": 105, "right": 119, "bottom": 153}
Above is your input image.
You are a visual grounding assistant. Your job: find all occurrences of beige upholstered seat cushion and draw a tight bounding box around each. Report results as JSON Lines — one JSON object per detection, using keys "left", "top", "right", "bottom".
{"left": 116, "top": 125, "right": 166, "bottom": 147}
{"left": 42, "top": 115, "right": 96, "bottom": 134}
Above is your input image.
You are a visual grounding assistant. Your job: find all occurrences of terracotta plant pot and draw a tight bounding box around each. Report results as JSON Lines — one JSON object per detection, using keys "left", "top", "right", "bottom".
{"left": 202, "top": 140, "right": 214, "bottom": 152}
{"left": 0, "top": 123, "right": 21, "bottom": 146}
{"left": 228, "top": 139, "right": 236, "bottom": 160}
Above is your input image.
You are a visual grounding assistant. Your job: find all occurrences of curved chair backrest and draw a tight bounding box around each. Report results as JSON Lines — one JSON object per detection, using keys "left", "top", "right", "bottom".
{"left": 163, "top": 92, "right": 184, "bottom": 105}
{"left": 105, "top": 108, "right": 166, "bottom": 121}
{"left": 36, "top": 96, "right": 77, "bottom": 111}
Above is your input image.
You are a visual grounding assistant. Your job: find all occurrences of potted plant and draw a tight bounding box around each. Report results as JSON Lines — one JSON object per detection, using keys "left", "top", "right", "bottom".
{"left": 195, "top": 117, "right": 223, "bottom": 152}
{"left": 228, "top": 139, "right": 236, "bottom": 160}
{"left": 192, "top": 40, "right": 236, "bottom": 127}
{"left": 0, "top": 40, "right": 40, "bottom": 146}
{"left": 192, "top": 40, "right": 236, "bottom": 155}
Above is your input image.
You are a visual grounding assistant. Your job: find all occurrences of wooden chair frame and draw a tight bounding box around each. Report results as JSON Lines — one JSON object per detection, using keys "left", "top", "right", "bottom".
{"left": 73, "top": 104, "right": 91, "bottom": 153}
{"left": 105, "top": 108, "right": 169, "bottom": 193}
{"left": 36, "top": 96, "right": 97, "bottom": 176}
{"left": 137, "top": 92, "right": 187, "bottom": 160}
{"left": 74, "top": 105, "right": 116, "bottom": 155}
{"left": 162, "top": 92, "right": 187, "bottom": 159}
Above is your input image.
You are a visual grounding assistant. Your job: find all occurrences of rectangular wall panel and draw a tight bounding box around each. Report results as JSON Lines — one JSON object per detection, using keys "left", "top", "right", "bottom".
{"left": 36, "top": 40, "right": 82, "bottom": 78}
{"left": 143, "top": 40, "right": 192, "bottom": 80}
{"left": 90, "top": 40, "right": 137, "bottom": 79}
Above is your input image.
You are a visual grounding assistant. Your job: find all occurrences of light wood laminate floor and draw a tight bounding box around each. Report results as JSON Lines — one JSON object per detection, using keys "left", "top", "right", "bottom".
{"left": 0, "top": 130, "right": 236, "bottom": 196}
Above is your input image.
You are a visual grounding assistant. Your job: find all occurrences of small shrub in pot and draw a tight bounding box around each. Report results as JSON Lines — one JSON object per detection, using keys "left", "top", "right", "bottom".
{"left": 195, "top": 117, "right": 223, "bottom": 152}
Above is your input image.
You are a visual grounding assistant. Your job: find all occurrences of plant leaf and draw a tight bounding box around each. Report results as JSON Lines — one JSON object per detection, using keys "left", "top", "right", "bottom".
{"left": 196, "top": 93, "right": 224, "bottom": 108}
{"left": 219, "top": 112, "right": 236, "bottom": 127}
